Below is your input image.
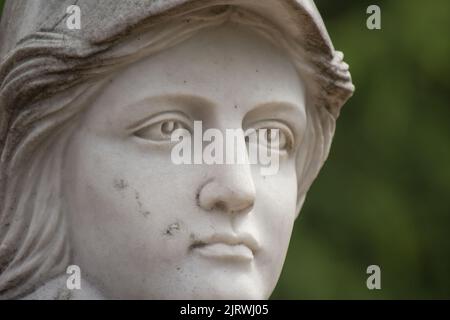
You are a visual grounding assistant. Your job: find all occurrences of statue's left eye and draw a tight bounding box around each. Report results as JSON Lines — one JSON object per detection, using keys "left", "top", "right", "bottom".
{"left": 245, "top": 120, "right": 294, "bottom": 153}
{"left": 258, "top": 128, "right": 288, "bottom": 150}
{"left": 133, "top": 113, "right": 192, "bottom": 142}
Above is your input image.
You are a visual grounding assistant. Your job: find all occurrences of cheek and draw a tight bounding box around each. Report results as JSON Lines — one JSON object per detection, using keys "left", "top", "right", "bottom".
{"left": 253, "top": 160, "right": 298, "bottom": 261}
{"left": 256, "top": 159, "right": 298, "bottom": 224}
{"left": 246, "top": 160, "right": 297, "bottom": 296}
{"left": 64, "top": 133, "right": 194, "bottom": 278}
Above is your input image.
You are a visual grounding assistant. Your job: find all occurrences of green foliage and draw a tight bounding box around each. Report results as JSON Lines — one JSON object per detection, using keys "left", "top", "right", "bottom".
{"left": 272, "top": 0, "right": 450, "bottom": 299}
{"left": 0, "top": 0, "right": 448, "bottom": 299}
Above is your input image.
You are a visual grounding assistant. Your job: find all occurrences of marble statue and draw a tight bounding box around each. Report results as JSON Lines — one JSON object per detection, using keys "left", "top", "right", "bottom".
{"left": 0, "top": 0, "right": 354, "bottom": 299}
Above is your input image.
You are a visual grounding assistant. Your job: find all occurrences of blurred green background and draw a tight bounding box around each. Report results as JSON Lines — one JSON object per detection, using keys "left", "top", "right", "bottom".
{"left": 272, "top": 0, "right": 450, "bottom": 299}
{"left": 0, "top": 0, "right": 449, "bottom": 299}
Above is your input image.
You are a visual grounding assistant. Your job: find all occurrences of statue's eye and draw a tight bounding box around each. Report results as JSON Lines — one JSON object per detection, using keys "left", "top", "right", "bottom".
{"left": 132, "top": 112, "right": 192, "bottom": 142}
{"left": 246, "top": 120, "right": 294, "bottom": 152}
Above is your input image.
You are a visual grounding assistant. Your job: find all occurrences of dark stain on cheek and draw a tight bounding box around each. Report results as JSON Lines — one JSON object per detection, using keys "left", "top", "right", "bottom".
{"left": 134, "top": 190, "right": 151, "bottom": 218}
{"left": 113, "top": 179, "right": 128, "bottom": 191}
{"left": 164, "top": 222, "right": 180, "bottom": 236}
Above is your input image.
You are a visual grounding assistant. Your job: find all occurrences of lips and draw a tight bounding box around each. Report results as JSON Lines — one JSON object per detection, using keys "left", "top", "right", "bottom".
{"left": 190, "top": 233, "right": 260, "bottom": 262}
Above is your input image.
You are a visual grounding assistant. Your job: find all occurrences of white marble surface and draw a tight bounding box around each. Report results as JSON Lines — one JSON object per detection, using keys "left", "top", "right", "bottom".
{"left": 0, "top": 0, "right": 353, "bottom": 299}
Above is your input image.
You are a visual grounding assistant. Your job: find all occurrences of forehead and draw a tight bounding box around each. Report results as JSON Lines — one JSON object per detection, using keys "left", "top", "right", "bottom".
{"left": 88, "top": 23, "right": 306, "bottom": 124}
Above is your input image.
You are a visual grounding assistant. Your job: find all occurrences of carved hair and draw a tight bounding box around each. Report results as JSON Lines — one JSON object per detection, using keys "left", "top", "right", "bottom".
{"left": 0, "top": 5, "right": 350, "bottom": 298}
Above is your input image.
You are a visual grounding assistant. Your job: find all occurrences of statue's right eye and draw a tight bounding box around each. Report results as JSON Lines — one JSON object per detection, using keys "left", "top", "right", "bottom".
{"left": 132, "top": 112, "right": 193, "bottom": 142}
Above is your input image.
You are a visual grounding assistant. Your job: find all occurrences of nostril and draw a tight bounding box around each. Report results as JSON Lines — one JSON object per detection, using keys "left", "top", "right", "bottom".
{"left": 196, "top": 167, "right": 256, "bottom": 214}
{"left": 230, "top": 201, "right": 254, "bottom": 215}
{"left": 197, "top": 178, "right": 255, "bottom": 215}
{"left": 230, "top": 204, "right": 253, "bottom": 215}
{"left": 212, "top": 201, "right": 228, "bottom": 212}
{"left": 210, "top": 198, "right": 254, "bottom": 215}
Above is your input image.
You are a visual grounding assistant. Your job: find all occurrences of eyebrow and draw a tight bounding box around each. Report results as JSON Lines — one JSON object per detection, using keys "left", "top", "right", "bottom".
{"left": 124, "top": 94, "right": 305, "bottom": 131}
{"left": 243, "top": 100, "right": 306, "bottom": 122}
{"left": 242, "top": 100, "right": 307, "bottom": 136}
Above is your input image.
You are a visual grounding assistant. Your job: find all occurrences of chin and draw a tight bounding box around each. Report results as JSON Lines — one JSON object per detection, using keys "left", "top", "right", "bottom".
{"left": 188, "top": 278, "right": 269, "bottom": 300}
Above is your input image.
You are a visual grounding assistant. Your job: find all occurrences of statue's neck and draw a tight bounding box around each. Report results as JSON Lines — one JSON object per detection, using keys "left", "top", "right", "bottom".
{"left": 22, "top": 274, "right": 105, "bottom": 300}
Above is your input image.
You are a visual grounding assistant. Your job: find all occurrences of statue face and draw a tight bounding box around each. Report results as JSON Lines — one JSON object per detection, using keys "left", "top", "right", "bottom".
{"left": 63, "top": 24, "right": 307, "bottom": 299}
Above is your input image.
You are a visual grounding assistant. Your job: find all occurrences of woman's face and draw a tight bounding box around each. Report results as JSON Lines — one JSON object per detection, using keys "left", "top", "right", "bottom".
{"left": 63, "top": 23, "right": 307, "bottom": 299}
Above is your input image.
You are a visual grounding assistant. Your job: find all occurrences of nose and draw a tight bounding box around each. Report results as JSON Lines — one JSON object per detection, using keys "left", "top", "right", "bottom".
{"left": 197, "top": 164, "right": 256, "bottom": 215}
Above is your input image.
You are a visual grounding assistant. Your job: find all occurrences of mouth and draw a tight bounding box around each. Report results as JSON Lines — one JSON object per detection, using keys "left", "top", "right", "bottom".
{"left": 189, "top": 233, "right": 260, "bottom": 262}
